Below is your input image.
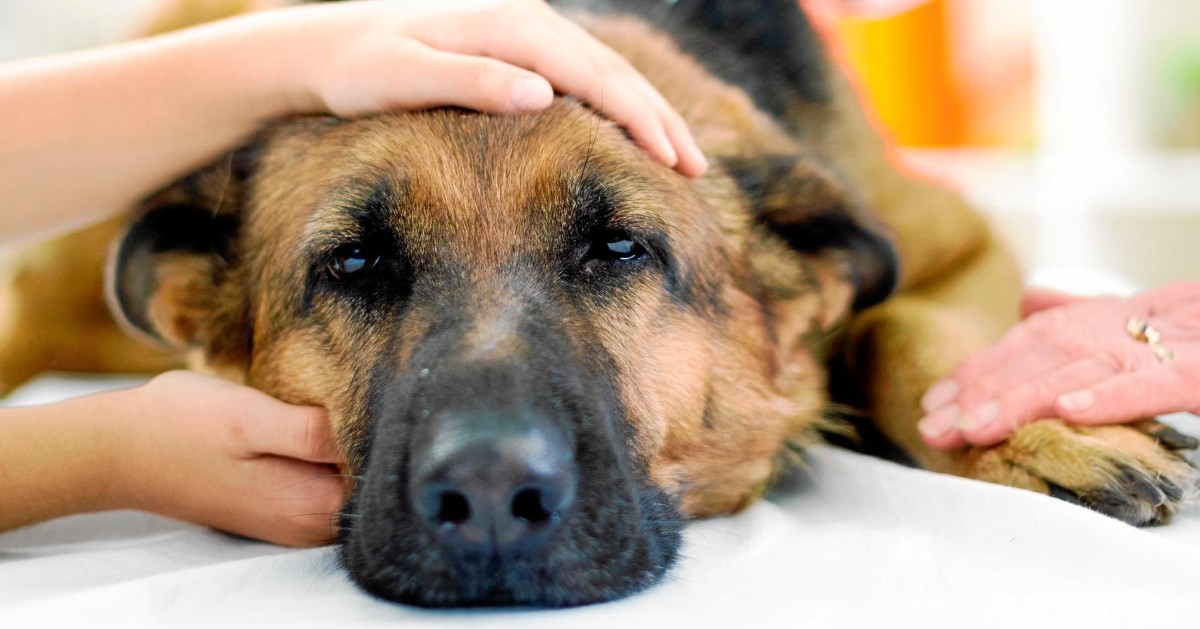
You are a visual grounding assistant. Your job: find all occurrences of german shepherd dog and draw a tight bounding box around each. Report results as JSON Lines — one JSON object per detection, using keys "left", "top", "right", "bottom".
{"left": 2, "top": 0, "right": 1197, "bottom": 608}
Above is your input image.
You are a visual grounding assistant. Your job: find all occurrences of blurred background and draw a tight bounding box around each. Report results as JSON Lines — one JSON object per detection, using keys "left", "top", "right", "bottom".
{"left": 808, "top": 0, "right": 1200, "bottom": 293}
{"left": 3, "top": 0, "right": 1200, "bottom": 292}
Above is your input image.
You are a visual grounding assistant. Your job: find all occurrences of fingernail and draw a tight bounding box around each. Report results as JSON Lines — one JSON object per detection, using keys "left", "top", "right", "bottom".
{"left": 918, "top": 403, "right": 960, "bottom": 440}
{"left": 921, "top": 380, "right": 960, "bottom": 413}
{"left": 659, "top": 135, "right": 679, "bottom": 167}
{"left": 511, "top": 77, "right": 552, "bottom": 111}
{"left": 956, "top": 400, "right": 1000, "bottom": 431}
{"left": 684, "top": 137, "right": 708, "bottom": 172}
{"left": 1057, "top": 390, "right": 1096, "bottom": 413}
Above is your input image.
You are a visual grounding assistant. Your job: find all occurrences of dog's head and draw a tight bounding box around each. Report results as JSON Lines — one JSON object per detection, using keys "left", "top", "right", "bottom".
{"left": 108, "top": 97, "right": 895, "bottom": 606}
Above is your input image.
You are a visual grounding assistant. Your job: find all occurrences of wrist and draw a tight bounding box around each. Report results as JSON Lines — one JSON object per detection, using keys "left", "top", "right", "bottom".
{"left": 102, "top": 382, "right": 165, "bottom": 514}
{"left": 168, "top": 7, "right": 336, "bottom": 122}
{"left": 0, "top": 388, "right": 142, "bottom": 531}
{"left": 132, "top": 12, "right": 311, "bottom": 135}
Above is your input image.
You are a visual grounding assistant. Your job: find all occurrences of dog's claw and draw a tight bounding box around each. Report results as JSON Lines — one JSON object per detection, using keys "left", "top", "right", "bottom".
{"left": 1121, "top": 467, "right": 1167, "bottom": 507}
{"left": 1152, "top": 426, "right": 1200, "bottom": 452}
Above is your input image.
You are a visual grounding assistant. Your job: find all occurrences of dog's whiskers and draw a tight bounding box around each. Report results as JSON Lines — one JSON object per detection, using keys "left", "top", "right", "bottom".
{"left": 577, "top": 88, "right": 604, "bottom": 181}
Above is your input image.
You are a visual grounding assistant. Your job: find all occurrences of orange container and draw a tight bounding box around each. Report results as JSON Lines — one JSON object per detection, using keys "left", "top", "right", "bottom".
{"left": 833, "top": 0, "right": 964, "bottom": 146}
{"left": 806, "top": 0, "right": 1034, "bottom": 148}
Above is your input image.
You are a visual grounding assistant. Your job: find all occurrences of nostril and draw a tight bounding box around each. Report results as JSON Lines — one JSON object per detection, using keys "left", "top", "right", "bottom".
{"left": 436, "top": 491, "right": 471, "bottom": 527}
{"left": 511, "top": 488, "right": 553, "bottom": 525}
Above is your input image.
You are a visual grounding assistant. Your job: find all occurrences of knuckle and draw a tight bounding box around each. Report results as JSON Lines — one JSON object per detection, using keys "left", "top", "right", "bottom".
{"left": 226, "top": 415, "right": 249, "bottom": 447}
{"left": 298, "top": 410, "right": 329, "bottom": 455}
{"left": 957, "top": 377, "right": 997, "bottom": 407}
{"left": 461, "top": 61, "right": 492, "bottom": 89}
{"left": 1023, "top": 381, "right": 1057, "bottom": 410}
{"left": 295, "top": 416, "right": 318, "bottom": 455}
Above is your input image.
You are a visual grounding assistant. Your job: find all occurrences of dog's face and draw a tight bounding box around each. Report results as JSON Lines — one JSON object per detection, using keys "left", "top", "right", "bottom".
{"left": 110, "top": 99, "right": 895, "bottom": 606}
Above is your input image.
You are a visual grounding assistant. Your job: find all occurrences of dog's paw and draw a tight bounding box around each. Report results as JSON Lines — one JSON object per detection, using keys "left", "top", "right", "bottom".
{"left": 963, "top": 419, "right": 1199, "bottom": 526}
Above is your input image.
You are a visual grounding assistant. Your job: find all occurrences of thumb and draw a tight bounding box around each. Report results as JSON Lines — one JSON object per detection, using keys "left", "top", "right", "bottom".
{"left": 240, "top": 404, "right": 343, "bottom": 464}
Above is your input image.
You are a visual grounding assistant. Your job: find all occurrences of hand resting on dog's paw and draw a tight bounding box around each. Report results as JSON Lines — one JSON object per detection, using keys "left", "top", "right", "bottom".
{"left": 919, "top": 283, "right": 1200, "bottom": 450}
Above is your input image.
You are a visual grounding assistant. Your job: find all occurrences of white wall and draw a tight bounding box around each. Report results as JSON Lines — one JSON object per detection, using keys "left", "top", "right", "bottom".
{"left": 0, "top": 0, "right": 158, "bottom": 61}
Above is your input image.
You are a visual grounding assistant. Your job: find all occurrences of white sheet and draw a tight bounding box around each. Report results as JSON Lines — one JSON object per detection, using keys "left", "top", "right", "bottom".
{"left": 2, "top": 376, "right": 1200, "bottom": 627}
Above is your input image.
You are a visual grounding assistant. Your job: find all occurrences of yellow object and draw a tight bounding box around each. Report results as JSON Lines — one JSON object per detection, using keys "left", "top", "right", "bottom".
{"left": 834, "top": 0, "right": 964, "bottom": 146}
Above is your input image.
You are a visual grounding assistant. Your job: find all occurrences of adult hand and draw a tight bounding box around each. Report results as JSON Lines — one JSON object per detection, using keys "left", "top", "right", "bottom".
{"left": 918, "top": 282, "right": 1200, "bottom": 450}
{"left": 120, "top": 371, "right": 345, "bottom": 547}
{"left": 262, "top": 0, "right": 706, "bottom": 176}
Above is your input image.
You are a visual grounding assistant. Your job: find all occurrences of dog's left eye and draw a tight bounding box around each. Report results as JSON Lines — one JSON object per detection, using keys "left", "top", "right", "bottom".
{"left": 328, "top": 244, "right": 381, "bottom": 280}
{"left": 586, "top": 233, "right": 648, "bottom": 263}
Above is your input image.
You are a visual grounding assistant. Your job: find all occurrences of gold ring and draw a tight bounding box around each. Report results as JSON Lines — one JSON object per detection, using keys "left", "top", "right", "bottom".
{"left": 1125, "top": 317, "right": 1160, "bottom": 344}
{"left": 1126, "top": 317, "right": 1174, "bottom": 362}
{"left": 1153, "top": 344, "right": 1176, "bottom": 363}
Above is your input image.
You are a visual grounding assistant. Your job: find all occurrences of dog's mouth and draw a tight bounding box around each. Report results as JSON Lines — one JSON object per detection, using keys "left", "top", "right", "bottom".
{"left": 333, "top": 347, "right": 685, "bottom": 608}
{"left": 337, "top": 476, "right": 683, "bottom": 608}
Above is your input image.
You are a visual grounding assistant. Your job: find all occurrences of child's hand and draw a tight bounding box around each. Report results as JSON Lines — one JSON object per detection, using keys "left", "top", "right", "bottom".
{"left": 230, "top": 0, "right": 706, "bottom": 176}
{"left": 119, "top": 371, "right": 345, "bottom": 547}
{"left": 0, "top": 0, "right": 706, "bottom": 243}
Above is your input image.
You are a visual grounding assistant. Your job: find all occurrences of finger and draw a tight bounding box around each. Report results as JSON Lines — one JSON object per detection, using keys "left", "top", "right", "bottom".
{"left": 542, "top": 43, "right": 680, "bottom": 168}
{"left": 392, "top": 47, "right": 555, "bottom": 114}
{"left": 918, "top": 403, "right": 968, "bottom": 450}
{"left": 251, "top": 460, "right": 346, "bottom": 547}
{"left": 1020, "top": 287, "right": 1085, "bottom": 318}
{"left": 193, "top": 459, "right": 345, "bottom": 547}
{"left": 276, "top": 468, "right": 346, "bottom": 547}
{"left": 1054, "top": 361, "right": 1200, "bottom": 424}
{"left": 922, "top": 324, "right": 1059, "bottom": 413}
{"left": 240, "top": 405, "right": 342, "bottom": 464}
{"left": 548, "top": 9, "right": 706, "bottom": 175}
{"left": 933, "top": 299, "right": 1139, "bottom": 412}
{"left": 921, "top": 379, "right": 961, "bottom": 414}
{"left": 954, "top": 356, "right": 1120, "bottom": 447}
{"left": 417, "top": 10, "right": 683, "bottom": 170}
{"left": 628, "top": 71, "right": 707, "bottom": 177}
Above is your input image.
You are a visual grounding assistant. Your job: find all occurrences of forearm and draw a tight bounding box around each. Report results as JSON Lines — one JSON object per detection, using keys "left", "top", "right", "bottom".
{"left": 0, "top": 0, "right": 706, "bottom": 247}
{"left": 0, "top": 389, "right": 138, "bottom": 531}
{"left": 0, "top": 15, "right": 298, "bottom": 244}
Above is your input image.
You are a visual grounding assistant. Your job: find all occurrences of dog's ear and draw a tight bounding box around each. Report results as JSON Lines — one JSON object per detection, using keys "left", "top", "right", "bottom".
{"left": 107, "top": 147, "right": 257, "bottom": 367}
{"left": 723, "top": 154, "right": 899, "bottom": 313}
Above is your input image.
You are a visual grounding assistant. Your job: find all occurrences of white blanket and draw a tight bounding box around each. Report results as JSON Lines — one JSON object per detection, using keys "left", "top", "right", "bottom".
{"left": 2, "top": 375, "right": 1199, "bottom": 628}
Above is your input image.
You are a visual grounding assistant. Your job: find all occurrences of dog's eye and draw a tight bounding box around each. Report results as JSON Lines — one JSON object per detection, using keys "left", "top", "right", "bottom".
{"left": 328, "top": 244, "right": 381, "bottom": 280}
{"left": 587, "top": 233, "right": 647, "bottom": 263}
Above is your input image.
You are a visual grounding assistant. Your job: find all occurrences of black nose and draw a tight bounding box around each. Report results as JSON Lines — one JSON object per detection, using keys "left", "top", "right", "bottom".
{"left": 410, "top": 412, "right": 576, "bottom": 555}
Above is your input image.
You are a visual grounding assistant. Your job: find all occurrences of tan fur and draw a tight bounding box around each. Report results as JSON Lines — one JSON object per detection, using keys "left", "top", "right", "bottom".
{"left": 2, "top": 1, "right": 1196, "bottom": 525}
{"left": 0, "top": 222, "right": 179, "bottom": 392}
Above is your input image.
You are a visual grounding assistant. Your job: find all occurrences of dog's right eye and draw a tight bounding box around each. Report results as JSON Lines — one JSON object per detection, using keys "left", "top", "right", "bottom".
{"left": 585, "top": 232, "right": 648, "bottom": 264}
{"left": 328, "top": 244, "right": 381, "bottom": 280}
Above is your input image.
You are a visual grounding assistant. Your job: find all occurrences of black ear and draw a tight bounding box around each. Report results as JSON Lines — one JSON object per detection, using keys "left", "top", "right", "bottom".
{"left": 106, "top": 147, "right": 255, "bottom": 357}
{"left": 722, "top": 154, "right": 899, "bottom": 312}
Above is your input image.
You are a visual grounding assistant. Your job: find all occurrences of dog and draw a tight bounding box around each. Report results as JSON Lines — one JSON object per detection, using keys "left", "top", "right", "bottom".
{"left": 2, "top": 0, "right": 1198, "bottom": 608}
